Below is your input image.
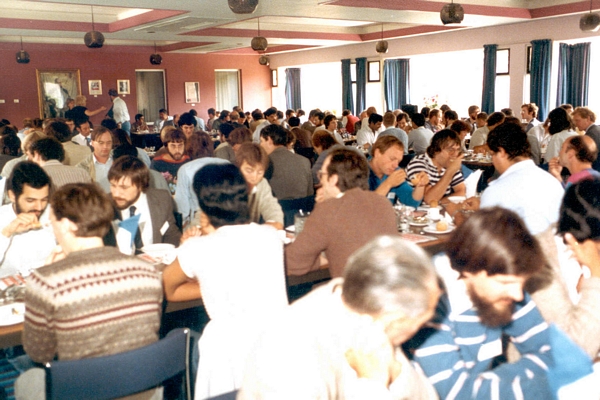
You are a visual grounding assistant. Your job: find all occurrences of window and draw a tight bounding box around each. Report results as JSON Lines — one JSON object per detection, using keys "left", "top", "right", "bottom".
{"left": 496, "top": 49, "right": 510, "bottom": 75}
{"left": 135, "top": 70, "right": 166, "bottom": 125}
{"left": 215, "top": 70, "right": 240, "bottom": 111}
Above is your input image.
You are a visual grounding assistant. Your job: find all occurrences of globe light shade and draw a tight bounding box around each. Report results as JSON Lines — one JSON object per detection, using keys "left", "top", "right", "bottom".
{"left": 251, "top": 36, "right": 268, "bottom": 51}
{"left": 150, "top": 54, "right": 162, "bottom": 65}
{"left": 258, "top": 55, "right": 269, "bottom": 65}
{"left": 376, "top": 40, "right": 388, "bottom": 54}
{"left": 16, "top": 50, "right": 30, "bottom": 64}
{"left": 580, "top": 13, "right": 600, "bottom": 32}
{"left": 228, "top": 0, "right": 259, "bottom": 14}
{"left": 440, "top": 3, "right": 464, "bottom": 25}
{"left": 84, "top": 31, "right": 105, "bottom": 48}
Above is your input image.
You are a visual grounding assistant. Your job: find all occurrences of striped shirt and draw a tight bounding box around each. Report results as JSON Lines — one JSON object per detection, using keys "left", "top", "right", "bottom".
{"left": 408, "top": 255, "right": 587, "bottom": 400}
{"left": 406, "top": 153, "right": 464, "bottom": 197}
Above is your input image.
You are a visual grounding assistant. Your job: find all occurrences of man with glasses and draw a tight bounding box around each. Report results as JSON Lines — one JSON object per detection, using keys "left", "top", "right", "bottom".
{"left": 406, "top": 129, "right": 466, "bottom": 204}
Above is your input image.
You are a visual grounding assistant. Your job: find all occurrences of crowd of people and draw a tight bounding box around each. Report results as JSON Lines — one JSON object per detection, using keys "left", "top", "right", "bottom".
{"left": 1, "top": 95, "right": 600, "bottom": 399}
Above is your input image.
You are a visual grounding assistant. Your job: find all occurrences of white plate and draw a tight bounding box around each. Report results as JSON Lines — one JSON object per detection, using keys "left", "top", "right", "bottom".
{"left": 409, "top": 218, "right": 430, "bottom": 227}
{"left": 285, "top": 225, "right": 295, "bottom": 233}
{"left": 448, "top": 196, "right": 466, "bottom": 204}
{"left": 0, "top": 302, "right": 25, "bottom": 326}
{"left": 423, "top": 224, "right": 455, "bottom": 234}
{"left": 417, "top": 205, "right": 442, "bottom": 211}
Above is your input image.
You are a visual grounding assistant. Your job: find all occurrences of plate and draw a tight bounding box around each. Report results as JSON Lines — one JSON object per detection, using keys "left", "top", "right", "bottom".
{"left": 417, "top": 205, "right": 442, "bottom": 211}
{"left": 423, "top": 224, "right": 455, "bottom": 234}
{"left": 0, "top": 302, "right": 25, "bottom": 326}
{"left": 409, "top": 218, "right": 430, "bottom": 227}
{"left": 448, "top": 196, "right": 466, "bottom": 204}
{"left": 285, "top": 225, "right": 295, "bottom": 233}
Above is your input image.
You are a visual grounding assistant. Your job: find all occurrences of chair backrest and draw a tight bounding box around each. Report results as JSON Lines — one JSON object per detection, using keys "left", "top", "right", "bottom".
{"left": 45, "top": 328, "right": 190, "bottom": 400}
{"left": 278, "top": 195, "right": 315, "bottom": 228}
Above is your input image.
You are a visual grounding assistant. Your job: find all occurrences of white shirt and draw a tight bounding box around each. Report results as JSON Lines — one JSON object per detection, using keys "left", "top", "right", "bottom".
{"left": 112, "top": 96, "right": 130, "bottom": 125}
{"left": 72, "top": 133, "right": 91, "bottom": 147}
{"left": 123, "top": 192, "right": 153, "bottom": 248}
{"left": 0, "top": 205, "right": 56, "bottom": 278}
{"left": 480, "top": 159, "right": 564, "bottom": 235}
{"left": 93, "top": 155, "right": 113, "bottom": 193}
{"left": 252, "top": 120, "right": 271, "bottom": 143}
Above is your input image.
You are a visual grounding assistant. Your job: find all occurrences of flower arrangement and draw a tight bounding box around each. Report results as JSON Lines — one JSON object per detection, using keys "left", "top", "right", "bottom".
{"left": 423, "top": 95, "right": 439, "bottom": 109}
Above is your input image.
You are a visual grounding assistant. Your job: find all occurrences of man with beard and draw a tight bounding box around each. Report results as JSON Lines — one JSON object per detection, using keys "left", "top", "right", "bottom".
{"left": 409, "top": 208, "right": 592, "bottom": 399}
{"left": 0, "top": 161, "right": 56, "bottom": 277}
{"left": 109, "top": 156, "right": 181, "bottom": 251}
{"left": 150, "top": 128, "right": 190, "bottom": 178}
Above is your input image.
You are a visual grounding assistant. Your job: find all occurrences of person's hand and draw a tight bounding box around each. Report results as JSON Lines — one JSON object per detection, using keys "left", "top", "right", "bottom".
{"left": 1, "top": 213, "right": 40, "bottom": 237}
{"left": 548, "top": 157, "right": 562, "bottom": 179}
{"left": 386, "top": 169, "right": 407, "bottom": 188}
{"left": 412, "top": 171, "right": 429, "bottom": 187}
{"left": 446, "top": 153, "right": 464, "bottom": 174}
{"left": 362, "top": 143, "right": 371, "bottom": 150}
{"left": 45, "top": 245, "right": 66, "bottom": 265}
{"left": 345, "top": 318, "right": 401, "bottom": 388}
{"left": 180, "top": 225, "right": 202, "bottom": 244}
{"left": 564, "top": 233, "right": 600, "bottom": 278}
{"left": 473, "top": 145, "right": 487, "bottom": 154}
{"left": 462, "top": 196, "right": 481, "bottom": 211}
{"left": 100, "top": 106, "right": 107, "bottom": 112}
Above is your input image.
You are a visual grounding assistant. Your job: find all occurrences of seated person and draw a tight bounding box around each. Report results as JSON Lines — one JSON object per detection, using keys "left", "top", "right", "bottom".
{"left": 0, "top": 161, "right": 56, "bottom": 278}
{"left": 236, "top": 143, "right": 283, "bottom": 230}
{"left": 239, "top": 236, "right": 440, "bottom": 400}
{"left": 311, "top": 130, "right": 340, "bottom": 185}
{"left": 162, "top": 163, "right": 288, "bottom": 399}
{"left": 368, "top": 135, "right": 428, "bottom": 207}
{"left": 286, "top": 148, "right": 398, "bottom": 278}
{"left": 406, "top": 129, "right": 466, "bottom": 205}
{"left": 409, "top": 207, "right": 592, "bottom": 399}
{"left": 131, "top": 113, "right": 149, "bottom": 133}
{"left": 150, "top": 127, "right": 191, "bottom": 182}
{"left": 16, "top": 183, "right": 163, "bottom": 399}
{"left": 214, "top": 122, "right": 237, "bottom": 163}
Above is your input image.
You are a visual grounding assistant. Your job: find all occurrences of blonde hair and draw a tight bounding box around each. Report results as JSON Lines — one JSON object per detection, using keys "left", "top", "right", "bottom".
{"left": 75, "top": 95, "right": 87, "bottom": 107}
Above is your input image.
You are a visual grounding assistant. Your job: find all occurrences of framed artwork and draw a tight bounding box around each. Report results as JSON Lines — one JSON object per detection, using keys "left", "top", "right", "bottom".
{"left": 88, "top": 80, "right": 102, "bottom": 96}
{"left": 36, "top": 69, "right": 81, "bottom": 119}
{"left": 368, "top": 61, "right": 380, "bottom": 82}
{"left": 185, "top": 82, "right": 200, "bottom": 103}
{"left": 271, "top": 69, "right": 278, "bottom": 87}
{"left": 117, "top": 79, "right": 130, "bottom": 95}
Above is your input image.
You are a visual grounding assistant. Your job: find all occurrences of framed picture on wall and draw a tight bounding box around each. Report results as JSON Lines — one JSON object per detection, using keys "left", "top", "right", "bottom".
{"left": 185, "top": 82, "right": 200, "bottom": 103}
{"left": 368, "top": 61, "right": 380, "bottom": 82}
{"left": 36, "top": 69, "right": 81, "bottom": 119}
{"left": 117, "top": 79, "right": 130, "bottom": 95}
{"left": 88, "top": 80, "right": 102, "bottom": 96}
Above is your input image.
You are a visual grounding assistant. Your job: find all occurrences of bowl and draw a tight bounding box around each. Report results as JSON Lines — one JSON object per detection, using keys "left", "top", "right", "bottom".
{"left": 447, "top": 196, "right": 466, "bottom": 204}
{"left": 141, "top": 243, "right": 176, "bottom": 263}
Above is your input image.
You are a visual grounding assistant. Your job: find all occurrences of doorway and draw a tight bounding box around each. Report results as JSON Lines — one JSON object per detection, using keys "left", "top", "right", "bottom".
{"left": 136, "top": 70, "right": 166, "bottom": 127}
{"left": 215, "top": 70, "right": 241, "bottom": 111}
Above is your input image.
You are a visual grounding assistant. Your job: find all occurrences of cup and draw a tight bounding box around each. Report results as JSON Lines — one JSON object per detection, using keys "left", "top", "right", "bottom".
{"left": 294, "top": 210, "right": 310, "bottom": 235}
{"left": 428, "top": 207, "right": 440, "bottom": 220}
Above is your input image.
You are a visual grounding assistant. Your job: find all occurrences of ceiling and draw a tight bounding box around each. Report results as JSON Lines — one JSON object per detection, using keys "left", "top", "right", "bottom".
{"left": 0, "top": 0, "right": 595, "bottom": 55}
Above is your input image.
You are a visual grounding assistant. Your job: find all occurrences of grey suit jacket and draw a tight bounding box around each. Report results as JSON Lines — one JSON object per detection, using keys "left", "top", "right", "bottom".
{"left": 267, "top": 147, "right": 314, "bottom": 200}
{"left": 586, "top": 124, "right": 600, "bottom": 171}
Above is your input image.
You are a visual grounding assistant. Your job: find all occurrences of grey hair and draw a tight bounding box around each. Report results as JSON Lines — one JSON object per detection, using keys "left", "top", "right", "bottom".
{"left": 342, "top": 236, "right": 438, "bottom": 318}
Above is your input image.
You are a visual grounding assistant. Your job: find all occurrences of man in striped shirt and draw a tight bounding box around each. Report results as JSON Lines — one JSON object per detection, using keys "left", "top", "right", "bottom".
{"left": 406, "top": 129, "right": 466, "bottom": 204}
{"left": 408, "top": 208, "right": 591, "bottom": 399}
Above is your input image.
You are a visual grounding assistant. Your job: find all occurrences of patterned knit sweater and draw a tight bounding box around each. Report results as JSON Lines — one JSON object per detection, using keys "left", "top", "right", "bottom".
{"left": 23, "top": 246, "right": 163, "bottom": 363}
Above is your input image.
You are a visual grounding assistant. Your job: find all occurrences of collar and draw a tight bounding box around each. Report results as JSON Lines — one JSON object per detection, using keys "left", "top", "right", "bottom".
{"left": 493, "top": 159, "right": 534, "bottom": 181}
{"left": 93, "top": 154, "right": 112, "bottom": 165}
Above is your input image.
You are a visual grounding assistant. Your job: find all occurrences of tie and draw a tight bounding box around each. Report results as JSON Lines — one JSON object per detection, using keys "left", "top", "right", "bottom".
{"left": 130, "top": 206, "right": 144, "bottom": 251}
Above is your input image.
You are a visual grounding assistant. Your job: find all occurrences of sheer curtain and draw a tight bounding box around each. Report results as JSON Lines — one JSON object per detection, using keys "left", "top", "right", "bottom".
{"left": 341, "top": 59, "right": 354, "bottom": 114}
{"left": 384, "top": 59, "right": 410, "bottom": 110}
{"left": 215, "top": 70, "right": 240, "bottom": 111}
{"left": 285, "top": 68, "right": 302, "bottom": 110}
{"left": 530, "top": 39, "right": 552, "bottom": 121}
{"left": 556, "top": 42, "right": 591, "bottom": 108}
{"left": 481, "top": 44, "right": 497, "bottom": 114}
{"left": 355, "top": 57, "right": 367, "bottom": 114}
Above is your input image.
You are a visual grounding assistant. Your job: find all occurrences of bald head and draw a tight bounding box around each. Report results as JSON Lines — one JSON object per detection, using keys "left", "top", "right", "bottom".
{"left": 564, "top": 135, "right": 598, "bottom": 165}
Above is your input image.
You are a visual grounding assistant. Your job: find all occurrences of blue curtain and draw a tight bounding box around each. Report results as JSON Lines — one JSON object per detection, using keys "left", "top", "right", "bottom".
{"left": 355, "top": 57, "right": 367, "bottom": 114}
{"left": 341, "top": 59, "right": 354, "bottom": 114}
{"left": 556, "top": 42, "right": 591, "bottom": 108}
{"left": 285, "top": 68, "right": 302, "bottom": 110}
{"left": 383, "top": 59, "right": 410, "bottom": 111}
{"left": 530, "top": 39, "right": 552, "bottom": 121}
{"left": 481, "top": 44, "right": 497, "bottom": 114}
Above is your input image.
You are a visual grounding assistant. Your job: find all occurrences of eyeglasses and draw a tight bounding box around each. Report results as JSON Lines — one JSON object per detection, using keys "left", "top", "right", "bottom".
{"left": 444, "top": 147, "right": 460, "bottom": 155}
{"left": 317, "top": 170, "right": 328, "bottom": 180}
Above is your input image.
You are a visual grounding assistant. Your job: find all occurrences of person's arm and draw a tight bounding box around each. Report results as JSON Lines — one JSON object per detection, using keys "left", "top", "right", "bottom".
{"left": 285, "top": 206, "right": 328, "bottom": 275}
{"left": 374, "top": 169, "right": 406, "bottom": 197}
{"left": 410, "top": 172, "right": 429, "bottom": 202}
{"left": 547, "top": 157, "right": 564, "bottom": 184}
{"left": 423, "top": 155, "right": 463, "bottom": 204}
{"left": 162, "top": 258, "right": 201, "bottom": 302}
{"left": 255, "top": 179, "right": 284, "bottom": 228}
{"left": 174, "top": 167, "right": 192, "bottom": 225}
{"left": 85, "top": 106, "right": 107, "bottom": 117}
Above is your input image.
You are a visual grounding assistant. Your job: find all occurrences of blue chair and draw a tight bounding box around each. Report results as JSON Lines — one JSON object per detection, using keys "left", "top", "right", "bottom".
{"left": 45, "top": 328, "right": 191, "bottom": 400}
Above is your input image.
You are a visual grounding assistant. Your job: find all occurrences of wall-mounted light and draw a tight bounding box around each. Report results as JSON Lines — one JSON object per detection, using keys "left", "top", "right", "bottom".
{"left": 84, "top": 5, "right": 105, "bottom": 48}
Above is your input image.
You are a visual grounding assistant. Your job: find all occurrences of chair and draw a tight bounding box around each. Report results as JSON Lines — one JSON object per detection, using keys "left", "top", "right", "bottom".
{"left": 45, "top": 328, "right": 191, "bottom": 400}
{"left": 278, "top": 195, "right": 315, "bottom": 228}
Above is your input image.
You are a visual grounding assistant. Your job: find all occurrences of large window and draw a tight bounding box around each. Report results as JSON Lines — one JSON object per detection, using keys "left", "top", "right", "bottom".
{"left": 215, "top": 70, "right": 240, "bottom": 111}
{"left": 495, "top": 49, "right": 510, "bottom": 111}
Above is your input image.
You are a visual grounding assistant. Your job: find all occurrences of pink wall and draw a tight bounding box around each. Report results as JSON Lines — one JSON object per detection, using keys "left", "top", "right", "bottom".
{"left": 0, "top": 42, "right": 272, "bottom": 128}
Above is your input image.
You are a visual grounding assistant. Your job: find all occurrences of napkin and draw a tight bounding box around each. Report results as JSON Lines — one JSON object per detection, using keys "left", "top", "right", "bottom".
{"left": 464, "top": 169, "right": 483, "bottom": 198}
{"left": 114, "top": 214, "right": 141, "bottom": 255}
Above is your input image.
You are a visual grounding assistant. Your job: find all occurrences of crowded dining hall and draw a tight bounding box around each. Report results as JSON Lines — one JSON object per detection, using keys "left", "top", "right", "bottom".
{"left": 1, "top": 0, "right": 600, "bottom": 399}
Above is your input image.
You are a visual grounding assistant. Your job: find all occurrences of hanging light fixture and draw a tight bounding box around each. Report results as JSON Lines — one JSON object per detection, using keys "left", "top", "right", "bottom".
{"left": 228, "top": 0, "right": 259, "bottom": 14}
{"left": 440, "top": 0, "right": 464, "bottom": 25}
{"left": 258, "top": 55, "right": 270, "bottom": 65}
{"left": 84, "top": 5, "right": 105, "bottom": 48}
{"left": 375, "top": 24, "right": 388, "bottom": 54}
{"left": 251, "top": 18, "right": 268, "bottom": 52}
{"left": 580, "top": 0, "right": 600, "bottom": 32}
{"left": 150, "top": 42, "right": 162, "bottom": 65}
{"left": 16, "top": 36, "right": 30, "bottom": 64}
